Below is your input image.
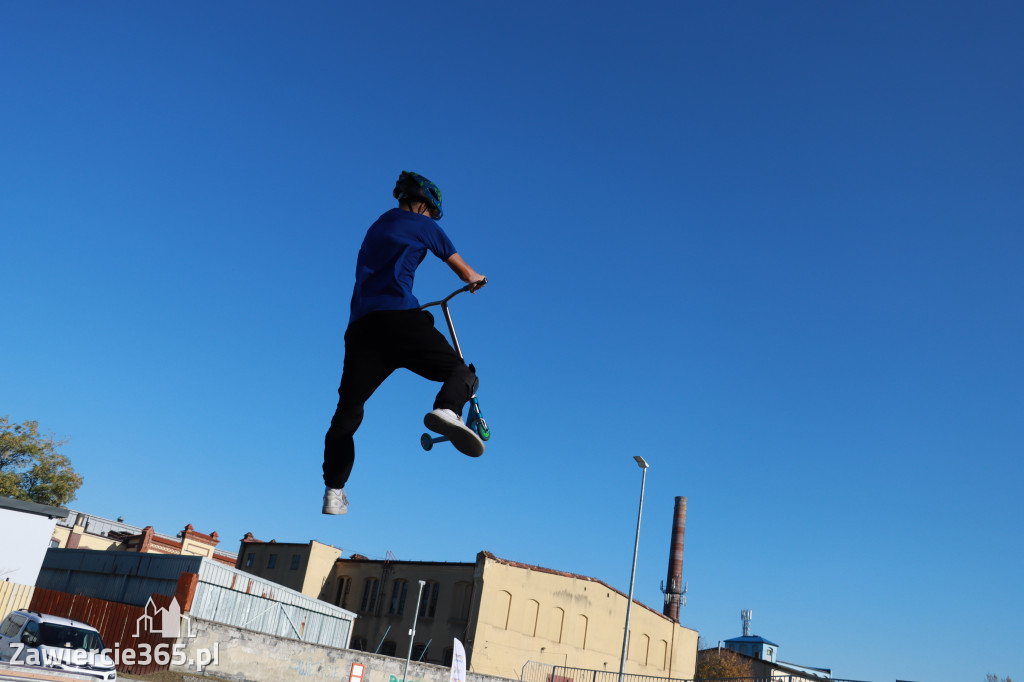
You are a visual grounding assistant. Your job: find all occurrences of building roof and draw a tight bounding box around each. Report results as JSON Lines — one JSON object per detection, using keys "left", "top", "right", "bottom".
{"left": 0, "top": 494, "right": 69, "bottom": 520}
{"left": 482, "top": 551, "right": 688, "bottom": 627}
{"left": 718, "top": 645, "right": 831, "bottom": 679}
{"left": 58, "top": 508, "right": 237, "bottom": 561}
{"left": 725, "top": 634, "right": 780, "bottom": 647}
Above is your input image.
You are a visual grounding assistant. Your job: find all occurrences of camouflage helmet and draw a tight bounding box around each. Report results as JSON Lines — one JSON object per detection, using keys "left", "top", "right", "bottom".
{"left": 393, "top": 171, "right": 443, "bottom": 219}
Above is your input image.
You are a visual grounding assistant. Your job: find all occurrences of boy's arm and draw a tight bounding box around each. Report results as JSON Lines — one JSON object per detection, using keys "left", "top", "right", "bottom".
{"left": 445, "top": 253, "right": 487, "bottom": 292}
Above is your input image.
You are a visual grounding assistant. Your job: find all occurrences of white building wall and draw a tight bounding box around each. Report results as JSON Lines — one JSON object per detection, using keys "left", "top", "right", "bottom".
{"left": 0, "top": 505, "right": 60, "bottom": 584}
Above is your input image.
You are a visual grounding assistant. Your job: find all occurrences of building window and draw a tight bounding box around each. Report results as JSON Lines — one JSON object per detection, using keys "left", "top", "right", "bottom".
{"left": 521, "top": 599, "right": 539, "bottom": 636}
{"left": 451, "top": 581, "right": 473, "bottom": 623}
{"left": 412, "top": 643, "right": 430, "bottom": 662}
{"left": 336, "top": 576, "right": 351, "bottom": 608}
{"left": 488, "top": 590, "right": 511, "bottom": 630}
{"left": 549, "top": 606, "right": 565, "bottom": 643}
{"left": 380, "top": 641, "right": 397, "bottom": 656}
{"left": 360, "top": 578, "right": 380, "bottom": 613}
{"left": 267, "top": 554, "right": 277, "bottom": 569}
{"left": 245, "top": 553, "right": 255, "bottom": 568}
{"left": 418, "top": 581, "right": 440, "bottom": 618}
{"left": 390, "top": 579, "right": 409, "bottom": 615}
{"left": 290, "top": 555, "right": 301, "bottom": 570}
{"left": 573, "top": 614, "right": 588, "bottom": 649}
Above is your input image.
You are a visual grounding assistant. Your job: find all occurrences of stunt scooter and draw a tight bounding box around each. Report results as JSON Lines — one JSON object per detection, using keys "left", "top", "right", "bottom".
{"left": 419, "top": 282, "right": 491, "bottom": 452}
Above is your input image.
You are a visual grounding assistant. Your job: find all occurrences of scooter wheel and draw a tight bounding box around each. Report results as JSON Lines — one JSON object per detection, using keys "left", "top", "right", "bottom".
{"left": 475, "top": 418, "right": 490, "bottom": 441}
{"left": 420, "top": 433, "right": 434, "bottom": 451}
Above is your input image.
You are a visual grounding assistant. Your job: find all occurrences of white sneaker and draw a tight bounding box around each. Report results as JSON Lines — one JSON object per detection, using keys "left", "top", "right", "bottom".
{"left": 322, "top": 487, "right": 348, "bottom": 515}
{"left": 423, "top": 408, "right": 485, "bottom": 457}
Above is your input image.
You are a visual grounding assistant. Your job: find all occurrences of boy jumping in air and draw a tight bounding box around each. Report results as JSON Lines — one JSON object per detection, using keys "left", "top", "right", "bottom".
{"left": 322, "top": 171, "right": 487, "bottom": 515}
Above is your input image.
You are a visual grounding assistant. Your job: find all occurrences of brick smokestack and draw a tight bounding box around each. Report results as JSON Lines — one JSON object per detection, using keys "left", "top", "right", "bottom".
{"left": 663, "top": 496, "right": 687, "bottom": 622}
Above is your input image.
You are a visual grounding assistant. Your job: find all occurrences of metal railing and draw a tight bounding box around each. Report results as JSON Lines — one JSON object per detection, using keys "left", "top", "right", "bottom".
{"left": 522, "top": 661, "right": 870, "bottom": 682}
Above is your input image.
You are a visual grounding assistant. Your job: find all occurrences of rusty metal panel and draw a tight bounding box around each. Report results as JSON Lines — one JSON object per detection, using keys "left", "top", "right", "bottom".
{"left": 29, "top": 586, "right": 176, "bottom": 676}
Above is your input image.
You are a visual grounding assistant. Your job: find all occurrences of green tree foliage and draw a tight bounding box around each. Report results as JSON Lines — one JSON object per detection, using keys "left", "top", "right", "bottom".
{"left": 0, "top": 416, "right": 83, "bottom": 506}
{"left": 986, "top": 675, "right": 1013, "bottom": 682}
{"left": 695, "top": 646, "right": 754, "bottom": 680}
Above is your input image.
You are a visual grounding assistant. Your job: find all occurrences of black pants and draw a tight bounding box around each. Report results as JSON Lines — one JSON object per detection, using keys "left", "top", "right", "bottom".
{"left": 323, "top": 309, "right": 478, "bottom": 489}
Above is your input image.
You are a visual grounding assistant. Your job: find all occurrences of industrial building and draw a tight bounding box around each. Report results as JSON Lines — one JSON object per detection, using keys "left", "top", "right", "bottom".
{"left": 236, "top": 497, "right": 698, "bottom": 679}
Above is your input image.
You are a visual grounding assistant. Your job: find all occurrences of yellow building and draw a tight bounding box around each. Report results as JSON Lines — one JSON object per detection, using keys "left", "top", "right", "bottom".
{"left": 467, "top": 552, "right": 696, "bottom": 680}
{"left": 236, "top": 533, "right": 342, "bottom": 598}
{"left": 238, "top": 544, "right": 698, "bottom": 680}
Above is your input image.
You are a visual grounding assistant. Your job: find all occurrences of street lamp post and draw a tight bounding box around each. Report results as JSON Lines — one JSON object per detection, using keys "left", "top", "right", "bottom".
{"left": 618, "top": 455, "right": 649, "bottom": 682}
{"left": 403, "top": 580, "right": 427, "bottom": 682}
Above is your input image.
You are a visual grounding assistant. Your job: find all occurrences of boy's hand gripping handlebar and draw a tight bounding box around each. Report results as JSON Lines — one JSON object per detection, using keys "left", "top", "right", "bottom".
{"left": 418, "top": 278, "right": 486, "bottom": 360}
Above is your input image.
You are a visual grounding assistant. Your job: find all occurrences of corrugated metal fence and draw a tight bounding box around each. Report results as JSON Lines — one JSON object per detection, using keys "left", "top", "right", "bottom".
{"left": 39, "top": 550, "right": 199, "bottom": 605}
{"left": 521, "top": 661, "right": 870, "bottom": 682}
{"left": 190, "top": 560, "right": 353, "bottom": 647}
{"left": 38, "top": 549, "right": 354, "bottom": 649}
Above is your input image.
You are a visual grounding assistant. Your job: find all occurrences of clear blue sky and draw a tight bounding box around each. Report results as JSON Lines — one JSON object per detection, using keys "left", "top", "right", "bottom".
{"left": 2, "top": 2, "right": 1021, "bottom": 681}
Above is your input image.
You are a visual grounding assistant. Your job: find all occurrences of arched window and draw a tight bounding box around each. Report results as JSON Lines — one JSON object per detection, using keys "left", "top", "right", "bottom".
{"left": 451, "top": 581, "right": 473, "bottom": 623}
{"left": 488, "top": 591, "right": 512, "bottom": 629}
{"left": 549, "top": 607, "right": 565, "bottom": 643}
{"left": 335, "top": 575, "right": 352, "bottom": 608}
{"left": 360, "top": 578, "right": 380, "bottom": 613}
{"left": 412, "top": 643, "right": 430, "bottom": 662}
{"left": 573, "top": 614, "right": 588, "bottom": 649}
{"left": 418, "top": 581, "right": 440, "bottom": 618}
{"left": 521, "top": 599, "right": 539, "bottom": 636}
{"left": 390, "top": 579, "right": 409, "bottom": 615}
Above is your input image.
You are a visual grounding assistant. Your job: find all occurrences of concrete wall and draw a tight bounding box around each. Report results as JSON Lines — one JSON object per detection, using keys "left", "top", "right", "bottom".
{"left": 173, "top": 618, "right": 512, "bottom": 682}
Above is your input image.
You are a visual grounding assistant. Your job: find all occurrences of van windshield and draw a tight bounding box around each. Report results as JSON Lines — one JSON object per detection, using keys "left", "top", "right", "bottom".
{"left": 37, "top": 623, "right": 105, "bottom": 651}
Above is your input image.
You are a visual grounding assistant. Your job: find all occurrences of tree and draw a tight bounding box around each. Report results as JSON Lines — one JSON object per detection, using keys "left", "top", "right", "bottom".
{"left": 986, "top": 675, "right": 1013, "bottom": 682}
{"left": 0, "top": 416, "right": 83, "bottom": 506}
{"left": 695, "top": 645, "right": 754, "bottom": 680}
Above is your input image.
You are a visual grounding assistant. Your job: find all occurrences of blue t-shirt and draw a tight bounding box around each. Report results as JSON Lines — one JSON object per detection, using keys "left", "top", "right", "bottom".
{"left": 349, "top": 208, "right": 457, "bottom": 324}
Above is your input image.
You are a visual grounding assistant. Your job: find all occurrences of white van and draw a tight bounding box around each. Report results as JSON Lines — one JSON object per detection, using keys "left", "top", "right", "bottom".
{"left": 0, "top": 610, "right": 116, "bottom": 680}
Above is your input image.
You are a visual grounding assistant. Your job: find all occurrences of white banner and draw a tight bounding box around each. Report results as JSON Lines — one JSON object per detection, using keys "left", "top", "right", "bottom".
{"left": 449, "top": 638, "right": 467, "bottom": 682}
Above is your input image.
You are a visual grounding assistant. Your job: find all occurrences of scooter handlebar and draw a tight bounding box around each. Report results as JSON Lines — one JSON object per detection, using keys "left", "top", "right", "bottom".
{"left": 421, "top": 278, "right": 487, "bottom": 309}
